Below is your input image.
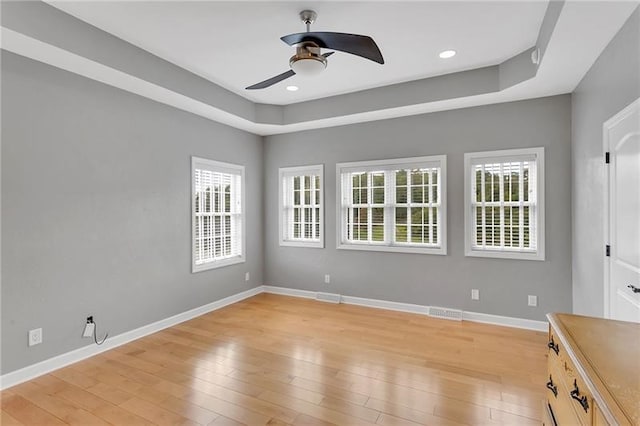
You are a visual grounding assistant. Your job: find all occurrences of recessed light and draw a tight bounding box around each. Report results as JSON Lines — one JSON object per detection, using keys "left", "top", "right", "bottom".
{"left": 286, "top": 85, "right": 299, "bottom": 91}
{"left": 439, "top": 50, "right": 457, "bottom": 59}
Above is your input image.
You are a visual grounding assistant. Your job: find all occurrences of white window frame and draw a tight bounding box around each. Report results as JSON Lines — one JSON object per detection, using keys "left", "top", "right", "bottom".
{"left": 191, "top": 157, "right": 246, "bottom": 272}
{"left": 336, "top": 155, "right": 447, "bottom": 255}
{"left": 278, "top": 164, "right": 324, "bottom": 248}
{"left": 464, "top": 147, "right": 545, "bottom": 261}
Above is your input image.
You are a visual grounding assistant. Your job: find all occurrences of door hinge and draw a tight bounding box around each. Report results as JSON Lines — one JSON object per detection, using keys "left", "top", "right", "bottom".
{"left": 605, "top": 152, "right": 610, "bottom": 164}
{"left": 606, "top": 245, "right": 611, "bottom": 257}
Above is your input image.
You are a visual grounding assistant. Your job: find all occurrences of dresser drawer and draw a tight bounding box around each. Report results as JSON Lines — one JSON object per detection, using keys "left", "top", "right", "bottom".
{"left": 547, "top": 359, "right": 584, "bottom": 425}
{"left": 547, "top": 323, "right": 594, "bottom": 425}
{"left": 564, "top": 359, "right": 593, "bottom": 424}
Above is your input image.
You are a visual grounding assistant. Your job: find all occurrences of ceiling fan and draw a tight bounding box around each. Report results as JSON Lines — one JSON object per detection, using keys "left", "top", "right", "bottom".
{"left": 246, "top": 10, "right": 384, "bottom": 90}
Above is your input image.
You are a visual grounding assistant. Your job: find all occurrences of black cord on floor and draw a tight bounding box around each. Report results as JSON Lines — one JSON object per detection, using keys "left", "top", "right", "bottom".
{"left": 93, "top": 321, "right": 108, "bottom": 345}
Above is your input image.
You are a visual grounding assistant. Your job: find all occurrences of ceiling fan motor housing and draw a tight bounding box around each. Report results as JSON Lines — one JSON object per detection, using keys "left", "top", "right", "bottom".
{"left": 289, "top": 42, "right": 327, "bottom": 76}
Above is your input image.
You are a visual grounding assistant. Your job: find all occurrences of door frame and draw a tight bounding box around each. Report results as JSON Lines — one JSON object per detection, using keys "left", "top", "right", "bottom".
{"left": 602, "top": 97, "right": 640, "bottom": 319}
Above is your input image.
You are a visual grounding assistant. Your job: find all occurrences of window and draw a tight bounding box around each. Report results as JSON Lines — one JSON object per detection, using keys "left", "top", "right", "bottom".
{"left": 337, "top": 156, "right": 447, "bottom": 254}
{"left": 464, "top": 147, "right": 545, "bottom": 261}
{"left": 192, "top": 157, "right": 245, "bottom": 272}
{"left": 279, "top": 165, "right": 324, "bottom": 248}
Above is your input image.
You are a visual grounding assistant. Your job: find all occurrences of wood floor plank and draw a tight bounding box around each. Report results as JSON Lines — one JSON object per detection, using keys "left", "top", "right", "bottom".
{"left": 0, "top": 294, "right": 547, "bottom": 425}
{"left": 90, "top": 402, "right": 154, "bottom": 425}
{"left": 187, "top": 389, "right": 274, "bottom": 425}
{"left": 119, "top": 396, "right": 198, "bottom": 425}
{"left": 289, "top": 377, "right": 369, "bottom": 406}
{"left": 0, "top": 409, "right": 26, "bottom": 426}
{"left": 84, "top": 381, "right": 136, "bottom": 406}
{"left": 189, "top": 378, "right": 299, "bottom": 424}
{"left": 319, "top": 396, "right": 380, "bottom": 423}
{"left": 259, "top": 390, "right": 378, "bottom": 426}
{"left": 1, "top": 394, "right": 67, "bottom": 425}
{"left": 365, "top": 396, "right": 440, "bottom": 425}
{"left": 54, "top": 382, "right": 116, "bottom": 412}
{"left": 11, "top": 381, "right": 113, "bottom": 425}
{"left": 51, "top": 367, "right": 100, "bottom": 389}
{"left": 490, "top": 407, "right": 540, "bottom": 425}
{"left": 207, "top": 414, "right": 246, "bottom": 425}
{"left": 159, "top": 394, "right": 220, "bottom": 424}
{"left": 231, "top": 370, "right": 324, "bottom": 405}
{"left": 291, "top": 413, "right": 337, "bottom": 426}
{"left": 433, "top": 398, "right": 495, "bottom": 425}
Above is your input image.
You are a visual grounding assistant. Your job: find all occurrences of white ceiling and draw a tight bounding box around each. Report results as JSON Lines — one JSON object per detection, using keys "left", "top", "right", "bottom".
{"left": 3, "top": 1, "right": 631, "bottom": 135}
{"left": 48, "top": 1, "right": 548, "bottom": 105}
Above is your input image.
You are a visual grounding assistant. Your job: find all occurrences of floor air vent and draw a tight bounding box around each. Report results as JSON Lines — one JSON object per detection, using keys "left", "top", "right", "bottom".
{"left": 428, "top": 306, "right": 463, "bottom": 321}
{"left": 316, "top": 292, "right": 341, "bottom": 304}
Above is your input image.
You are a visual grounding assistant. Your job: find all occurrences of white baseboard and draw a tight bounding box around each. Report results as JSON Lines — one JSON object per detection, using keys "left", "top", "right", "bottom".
{"left": 0, "top": 286, "right": 262, "bottom": 390}
{"left": 262, "top": 285, "right": 548, "bottom": 332}
{"left": 1, "top": 284, "right": 547, "bottom": 390}
{"left": 462, "top": 310, "right": 548, "bottom": 331}
{"left": 261, "top": 285, "right": 316, "bottom": 299}
{"left": 340, "top": 294, "right": 428, "bottom": 315}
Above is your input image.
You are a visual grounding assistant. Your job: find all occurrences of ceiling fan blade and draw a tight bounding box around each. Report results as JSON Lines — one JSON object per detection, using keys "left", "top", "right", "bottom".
{"left": 281, "top": 32, "right": 384, "bottom": 64}
{"left": 246, "top": 69, "right": 295, "bottom": 90}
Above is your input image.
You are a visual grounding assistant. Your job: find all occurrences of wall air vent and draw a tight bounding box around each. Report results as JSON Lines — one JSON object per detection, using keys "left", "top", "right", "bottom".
{"left": 428, "top": 306, "right": 463, "bottom": 321}
{"left": 315, "top": 292, "right": 341, "bottom": 304}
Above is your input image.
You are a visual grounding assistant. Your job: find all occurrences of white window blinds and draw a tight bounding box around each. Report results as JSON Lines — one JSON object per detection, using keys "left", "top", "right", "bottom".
{"left": 279, "top": 165, "right": 324, "bottom": 248}
{"left": 464, "top": 147, "right": 545, "bottom": 261}
{"left": 337, "top": 156, "right": 447, "bottom": 255}
{"left": 192, "top": 157, "right": 245, "bottom": 272}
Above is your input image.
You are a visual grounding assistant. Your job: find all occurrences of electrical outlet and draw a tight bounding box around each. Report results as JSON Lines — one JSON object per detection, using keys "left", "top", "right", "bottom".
{"left": 245, "top": 272, "right": 250, "bottom": 282}
{"left": 471, "top": 289, "right": 480, "bottom": 300}
{"left": 28, "top": 328, "right": 42, "bottom": 346}
{"left": 528, "top": 295, "right": 538, "bottom": 307}
{"left": 324, "top": 274, "right": 330, "bottom": 284}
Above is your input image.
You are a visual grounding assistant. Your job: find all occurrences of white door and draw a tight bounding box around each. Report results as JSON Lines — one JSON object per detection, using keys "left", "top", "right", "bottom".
{"left": 605, "top": 98, "right": 640, "bottom": 323}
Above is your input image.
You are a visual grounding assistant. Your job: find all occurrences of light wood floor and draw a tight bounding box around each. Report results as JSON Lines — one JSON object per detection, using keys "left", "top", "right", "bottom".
{"left": 1, "top": 293, "right": 548, "bottom": 425}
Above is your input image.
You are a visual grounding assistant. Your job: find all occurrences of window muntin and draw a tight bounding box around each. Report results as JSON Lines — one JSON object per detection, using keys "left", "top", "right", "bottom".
{"left": 279, "top": 165, "right": 324, "bottom": 248}
{"left": 337, "top": 156, "right": 446, "bottom": 255}
{"left": 464, "top": 148, "right": 544, "bottom": 261}
{"left": 192, "top": 157, "right": 245, "bottom": 272}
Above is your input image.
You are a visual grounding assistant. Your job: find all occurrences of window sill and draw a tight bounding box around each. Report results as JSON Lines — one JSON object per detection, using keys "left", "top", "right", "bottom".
{"left": 192, "top": 255, "right": 245, "bottom": 273}
{"left": 465, "top": 248, "right": 544, "bottom": 261}
{"left": 337, "top": 243, "right": 446, "bottom": 255}
{"left": 280, "top": 239, "right": 324, "bottom": 249}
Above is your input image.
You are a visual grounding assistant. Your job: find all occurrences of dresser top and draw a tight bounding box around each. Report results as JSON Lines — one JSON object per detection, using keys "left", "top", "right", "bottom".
{"left": 549, "top": 313, "right": 640, "bottom": 425}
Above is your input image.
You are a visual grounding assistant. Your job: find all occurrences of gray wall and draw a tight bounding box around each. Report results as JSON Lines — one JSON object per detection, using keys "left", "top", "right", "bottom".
{"left": 264, "top": 95, "right": 572, "bottom": 321}
{"left": 1, "top": 52, "right": 263, "bottom": 374}
{"left": 571, "top": 7, "right": 640, "bottom": 317}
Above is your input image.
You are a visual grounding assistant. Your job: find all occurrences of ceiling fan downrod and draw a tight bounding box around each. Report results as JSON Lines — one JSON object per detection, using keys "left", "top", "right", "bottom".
{"left": 300, "top": 10, "right": 317, "bottom": 32}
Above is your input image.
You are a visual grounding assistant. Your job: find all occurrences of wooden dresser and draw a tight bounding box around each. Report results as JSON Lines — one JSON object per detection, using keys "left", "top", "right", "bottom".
{"left": 544, "top": 313, "right": 640, "bottom": 426}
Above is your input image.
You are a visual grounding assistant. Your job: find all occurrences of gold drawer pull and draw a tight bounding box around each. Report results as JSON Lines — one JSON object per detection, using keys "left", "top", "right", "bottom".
{"left": 548, "top": 336, "right": 559, "bottom": 355}
{"left": 570, "top": 379, "right": 589, "bottom": 413}
{"left": 546, "top": 375, "right": 558, "bottom": 397}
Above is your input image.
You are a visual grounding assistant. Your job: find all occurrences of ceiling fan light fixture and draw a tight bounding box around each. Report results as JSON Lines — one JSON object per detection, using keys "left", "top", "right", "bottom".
{"left": 290, "top": 57, "right": 327, "bottom": 76}
{"left": 289, "top": 43, "right": 327, "bottom": 76}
